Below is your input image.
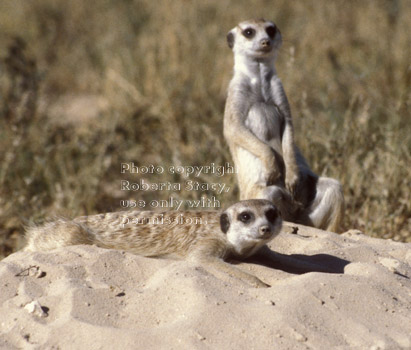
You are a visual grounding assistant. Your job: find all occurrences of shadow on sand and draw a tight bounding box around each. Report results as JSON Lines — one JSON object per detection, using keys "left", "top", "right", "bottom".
{"left": 245, "top": 248, "right": 350, "bottom": 275}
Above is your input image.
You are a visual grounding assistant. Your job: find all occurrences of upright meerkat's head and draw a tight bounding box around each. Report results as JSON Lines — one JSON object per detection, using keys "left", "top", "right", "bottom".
{"left": 227, "top": 19, "right": 282, "bottom": 60}
{"left": 220, "top": 199, "right": 282, "bottom": 258}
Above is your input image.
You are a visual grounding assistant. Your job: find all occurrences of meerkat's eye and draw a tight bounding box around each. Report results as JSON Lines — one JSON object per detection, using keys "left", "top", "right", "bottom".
{"left": 266, "top": 26, "right": 277, "bottom": 39}
{"left": 242, "top": 27, "right": 256, "bottom": 39}
{"left": 265, "top": 208, "right": 278, "bottom": 223}
{"left": 238, "top": 211, "right": 253, "bottom": 223}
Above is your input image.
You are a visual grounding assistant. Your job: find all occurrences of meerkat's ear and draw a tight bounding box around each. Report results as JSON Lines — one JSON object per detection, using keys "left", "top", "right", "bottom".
{"left": 220, "top": 212, "right": 230, "bottom": 233}
{"left": 227, "top": 30, "right": 235, "bottom": 49}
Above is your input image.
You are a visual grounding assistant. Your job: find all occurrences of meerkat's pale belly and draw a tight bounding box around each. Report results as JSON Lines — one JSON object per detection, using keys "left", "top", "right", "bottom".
{"left": 246, "top": 102, "right": 283, "bottom": 152}
{"left": 237, "top": 102, "right": 284, "bottom": 188}
{"left": 236, "top": 147, "right": 265, "bottom": 188}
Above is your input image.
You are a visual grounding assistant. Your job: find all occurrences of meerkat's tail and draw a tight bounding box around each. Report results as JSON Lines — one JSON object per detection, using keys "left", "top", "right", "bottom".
{"left": 308, "top": 177, "right": 345, "bottom": 233}
{"left": 24, "top": 219, "right": 95, "bottom": 252}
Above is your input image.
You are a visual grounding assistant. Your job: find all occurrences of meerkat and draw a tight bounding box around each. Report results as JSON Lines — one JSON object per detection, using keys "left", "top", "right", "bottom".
{"left": 24, "top": 199, "right": 282, "bottom": 288}
{"left": 224, "top": 18, "right": 344, "bottom": 232}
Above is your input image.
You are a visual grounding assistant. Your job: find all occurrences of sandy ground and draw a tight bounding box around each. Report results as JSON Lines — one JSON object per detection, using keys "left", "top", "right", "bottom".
{"left": 0, "top": 223, "right": 410, "bottom": 349}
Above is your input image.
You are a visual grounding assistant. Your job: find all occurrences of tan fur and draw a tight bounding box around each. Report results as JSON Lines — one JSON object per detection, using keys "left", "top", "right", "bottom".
{"left": 224, "top": 19, "right": 344, "bottom": 232}
{"left": 24, "top": 199, "right": 282, "bottom": 288}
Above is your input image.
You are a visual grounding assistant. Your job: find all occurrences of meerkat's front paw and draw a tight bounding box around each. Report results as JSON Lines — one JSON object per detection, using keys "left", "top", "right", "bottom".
{"left": 263, "top": 153, "right": 281, "bottom": 185}
{"left": 263, "top": 153, "right": 276, "bottom": 170}
{"left": 266, "top": 172, "right": 282, "bottom": 187}
{"left": 285, "top": 173, "right": 299, "bottom": 197}
{"left": 251, "top": 277, "right": 271, "bottom": 288}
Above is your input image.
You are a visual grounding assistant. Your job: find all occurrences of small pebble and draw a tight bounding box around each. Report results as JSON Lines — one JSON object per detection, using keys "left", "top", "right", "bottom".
{"left": 24, "top": 300, "right": 48, "bottom": 318}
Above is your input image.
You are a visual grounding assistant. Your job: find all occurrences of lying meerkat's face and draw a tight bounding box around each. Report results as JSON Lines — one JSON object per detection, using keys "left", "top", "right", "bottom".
{"left": 220, "top": 199, "right": 282, "bottom": 258}
{"left": 227, "top": 19, "right": 282, "bottom": 60}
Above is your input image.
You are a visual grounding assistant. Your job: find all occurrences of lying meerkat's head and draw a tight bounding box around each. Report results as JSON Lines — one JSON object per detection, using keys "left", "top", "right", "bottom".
{"left": 220, "top": 199, "right": 282, "bottom": 258}
{"left": 227, "top": 19, "right": 282, "bottom": 60}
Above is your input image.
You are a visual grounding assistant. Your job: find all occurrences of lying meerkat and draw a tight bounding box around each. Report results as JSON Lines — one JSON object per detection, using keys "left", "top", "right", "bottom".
{"left": 24, "top": 199, "right": 282, "bottom": 288}
{"left": 224, "top": 18, "right": 344, "bottom": 232}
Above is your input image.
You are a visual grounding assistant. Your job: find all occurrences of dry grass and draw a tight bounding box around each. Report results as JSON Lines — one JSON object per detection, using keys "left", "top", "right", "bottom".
{"left": 0, "top": 0, "right": 410, "bottom": 257}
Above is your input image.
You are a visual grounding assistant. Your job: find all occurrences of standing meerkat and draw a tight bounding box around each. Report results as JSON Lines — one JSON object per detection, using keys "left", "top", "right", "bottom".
{"left": 224, "top": 18, "right": 344, "bottom": 232}
{"left": 24, "top": 199, "right": 282, "bottom": 288}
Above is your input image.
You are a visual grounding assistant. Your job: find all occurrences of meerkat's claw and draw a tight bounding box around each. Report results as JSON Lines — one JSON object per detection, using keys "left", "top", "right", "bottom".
{"left": 253, "top": 278, "right": 271, "bottom": 288}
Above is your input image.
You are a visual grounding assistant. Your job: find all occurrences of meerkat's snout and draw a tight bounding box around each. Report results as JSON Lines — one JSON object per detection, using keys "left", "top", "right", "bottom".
{"left": 258, "top": 225, "right": 271, "bottom": 239}
{"left": 260, "top": 38, "right": 271, "bottom": 50}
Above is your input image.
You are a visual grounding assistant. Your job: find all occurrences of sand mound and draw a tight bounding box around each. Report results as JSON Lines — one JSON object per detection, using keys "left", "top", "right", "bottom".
{"left": 1, "top": 224, "right": 410, "bottom": 349}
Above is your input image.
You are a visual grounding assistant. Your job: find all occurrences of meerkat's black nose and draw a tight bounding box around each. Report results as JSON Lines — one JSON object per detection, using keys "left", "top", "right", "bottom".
{"left": 260, "top": 39, "right": 271, "bottom": 48}
{"left": 259, "top": 225, "right": 271, "bottom": 237}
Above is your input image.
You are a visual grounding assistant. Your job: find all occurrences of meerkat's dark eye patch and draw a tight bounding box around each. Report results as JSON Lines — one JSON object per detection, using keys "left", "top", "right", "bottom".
{"left": 220, "top": 213, "right": 230, "bottom": 233}
{"left": 237, "top": 211, "right": 254, "bottom": 223}
{"left": 242, "top": 27, "right": 256, "bottom": 39}
{"left": 266, "top": 26, "right": 277, "bottom": 39}
{"left": 265, "top": 208, "right": 279, "bottom": 223}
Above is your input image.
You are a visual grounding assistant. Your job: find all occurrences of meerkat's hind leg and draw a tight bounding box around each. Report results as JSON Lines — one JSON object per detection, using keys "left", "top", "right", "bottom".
{"left": 259, "top": 184, "right": 302, "bottom": 222}
{"left": 24, "top": 219, "right": 94, "bottom": 252}
{"left": 307, "top": 177, "right": 344, "bottom": 232}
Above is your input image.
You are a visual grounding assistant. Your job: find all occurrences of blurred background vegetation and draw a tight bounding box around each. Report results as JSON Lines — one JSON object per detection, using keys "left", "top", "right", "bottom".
{"left": 0, "top": 0, "right": 410, "bottom": 258}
